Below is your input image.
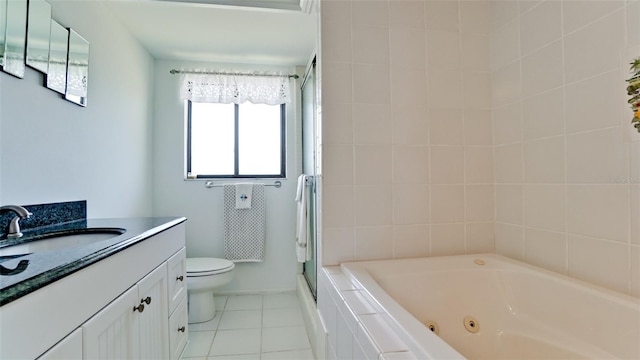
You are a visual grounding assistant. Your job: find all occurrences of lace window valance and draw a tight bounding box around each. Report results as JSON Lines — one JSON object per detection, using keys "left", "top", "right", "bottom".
{"left": 179, "top": 71, "right": 292, "bottom": 105}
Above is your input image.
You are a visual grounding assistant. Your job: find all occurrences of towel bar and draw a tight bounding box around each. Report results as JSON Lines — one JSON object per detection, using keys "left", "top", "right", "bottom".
{"left": 204, "top": 180, "right": 282, "bottom": 189}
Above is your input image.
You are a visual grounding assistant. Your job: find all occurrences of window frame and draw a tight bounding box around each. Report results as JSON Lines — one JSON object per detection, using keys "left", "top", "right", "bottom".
{"left": 186, "top": 100, "right": 287, "bottom": 179}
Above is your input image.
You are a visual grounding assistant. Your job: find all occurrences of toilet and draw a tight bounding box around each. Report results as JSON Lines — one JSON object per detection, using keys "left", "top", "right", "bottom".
{"left": 186, "top": 257, "right": 235, "bottom": 323}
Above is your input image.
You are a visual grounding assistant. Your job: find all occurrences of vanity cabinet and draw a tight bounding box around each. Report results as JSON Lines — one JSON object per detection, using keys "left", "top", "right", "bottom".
{"left": 167, "top": 247, "right": 189, "bottom": 360}
{"left": 0, "top": 221, "right": 187, "bottom": 360}
{"left": 38, "top": 328, "right": 82, "bottom": 360}
{"left": 82, "top": 263, "right": 169, "bottom": 359}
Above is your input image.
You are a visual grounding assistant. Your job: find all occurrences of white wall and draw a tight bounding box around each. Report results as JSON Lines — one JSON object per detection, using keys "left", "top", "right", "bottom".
{"left": 152, "top": 60, "right": 302, "bottom": 293}
{"left": 319, "top": 0, "right": 639, "bottom": 298}
{"left": 320, "top": 0, "right": 494, "bottom": 266}
{"left": 0, "top": 1, "right": 154, "bottom": 217}
{"left": 491, "top": 0, "right": 639, "bottom": 296}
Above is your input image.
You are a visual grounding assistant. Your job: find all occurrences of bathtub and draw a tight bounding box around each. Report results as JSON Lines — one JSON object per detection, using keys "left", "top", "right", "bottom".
{"left": 334, "top": 254, "right": 640, "bottom": 359}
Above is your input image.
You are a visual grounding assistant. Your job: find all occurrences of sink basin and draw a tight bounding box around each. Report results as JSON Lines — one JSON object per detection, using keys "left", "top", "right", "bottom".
{"left": 0, "top": 228, "right": 125, "bottom": 257}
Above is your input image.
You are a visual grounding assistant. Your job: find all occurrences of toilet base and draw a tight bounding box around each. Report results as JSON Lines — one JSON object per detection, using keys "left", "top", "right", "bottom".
{"left": 188, "top": 291, "right": 217, "bottom": 323}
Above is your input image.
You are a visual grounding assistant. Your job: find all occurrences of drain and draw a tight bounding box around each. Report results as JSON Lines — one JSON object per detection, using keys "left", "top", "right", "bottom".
{"left": 474, "top": 258, "right": 485, "bottom": 265}
{"left": 424, "top": 320, "right": 439, "bottom": 335}
{"left": 463, "top": 316, "right": 479, "bottom": 333}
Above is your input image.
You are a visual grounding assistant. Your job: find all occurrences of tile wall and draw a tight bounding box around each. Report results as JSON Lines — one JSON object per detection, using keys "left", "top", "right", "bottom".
{"left": 490, "top": 0, "right": 639, "bottom": 296}
{"left": 321, "top": 0, "right": 494, "bottom": 265}
{"left": 320, "top": 0, "right": 639, "bottom": 297}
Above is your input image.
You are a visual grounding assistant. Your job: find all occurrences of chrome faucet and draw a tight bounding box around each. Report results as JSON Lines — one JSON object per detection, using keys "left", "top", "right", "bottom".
{"left": 0, "top": 205, "right": 32, "bottom": 239}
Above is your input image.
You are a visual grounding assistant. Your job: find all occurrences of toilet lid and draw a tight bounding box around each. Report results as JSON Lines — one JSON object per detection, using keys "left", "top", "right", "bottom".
{"left": 187, "top": 258, "right": 234, "bottom": 273}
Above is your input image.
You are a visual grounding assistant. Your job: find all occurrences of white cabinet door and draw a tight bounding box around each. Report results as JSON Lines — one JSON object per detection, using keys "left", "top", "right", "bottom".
{"left": 167, "top": 248, "right": 187, "bottom": 315}
{"left": 169, "top": 296, "right": 189, "bottom": 360}
{"left": 138, "top": 263, "right": 170, "bottom": 359}
{"left": 38, "top": 328, "right": 82, "bottom": 360}
{"left": 82, "top": 285, "right": 141, "bottom": 359}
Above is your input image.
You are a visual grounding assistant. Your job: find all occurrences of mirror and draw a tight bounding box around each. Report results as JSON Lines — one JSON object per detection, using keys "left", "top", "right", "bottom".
{"left": 46, "top": 19, "right": 67, "bottom": 94}
{"left": 2, "top": 0, "right": 27, "bottom": 78}
{"left": 26, "top": 0, "right": 51, "bottom": 73}
{"left": 65, "top": 29, "right": 89, "bottom": 106}
{"left": 0, "top": 0, "right": 7, "bottom": 67}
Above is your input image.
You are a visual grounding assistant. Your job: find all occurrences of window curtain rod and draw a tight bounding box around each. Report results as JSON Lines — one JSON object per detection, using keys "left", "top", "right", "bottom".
{"left": 169, "top": 69, "right": 299, "bottom": 79}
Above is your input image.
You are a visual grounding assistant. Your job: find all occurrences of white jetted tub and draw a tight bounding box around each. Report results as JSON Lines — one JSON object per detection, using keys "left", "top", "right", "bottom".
{"left": 339, "top": 254, "right": 640, "bottom": 359}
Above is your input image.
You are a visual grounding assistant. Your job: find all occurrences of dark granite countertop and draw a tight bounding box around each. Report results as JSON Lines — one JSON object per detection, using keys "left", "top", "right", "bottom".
{"left": 0, "top": 216, "right": 187, "bottom": 306}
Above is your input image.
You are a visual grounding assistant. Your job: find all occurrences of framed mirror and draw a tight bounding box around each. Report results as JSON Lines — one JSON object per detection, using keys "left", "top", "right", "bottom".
{"left": 0, "top": 0, "right": 7, "bottom": 68}
{"left": 46, "top": 19, "right": 67, "bottom": 94}
{"left": 26, "top": 0, "right": 51, "bottom": 73}
{"left": 65, "top": 29, "right": 88, "bottom": 106}
{"left": 2, "top": 0, "right": 27, "bottom": 78}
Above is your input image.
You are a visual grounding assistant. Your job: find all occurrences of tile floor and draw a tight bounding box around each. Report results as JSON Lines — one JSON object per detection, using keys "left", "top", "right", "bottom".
{"left": 181, "top": 292, "right": 314, "bottom": 360}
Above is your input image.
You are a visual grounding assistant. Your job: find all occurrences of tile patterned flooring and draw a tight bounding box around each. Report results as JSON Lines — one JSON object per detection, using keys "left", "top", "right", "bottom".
{"left": 181, "top": 292, "right": 314, "bottom": 360}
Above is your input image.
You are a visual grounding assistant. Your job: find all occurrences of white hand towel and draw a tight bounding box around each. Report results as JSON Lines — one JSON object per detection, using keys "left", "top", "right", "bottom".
{"left": 295, "top": 174, "right": 308, "bottom": 262}
{"left": 235, "top": 183, "right": 253, "bottom": 209}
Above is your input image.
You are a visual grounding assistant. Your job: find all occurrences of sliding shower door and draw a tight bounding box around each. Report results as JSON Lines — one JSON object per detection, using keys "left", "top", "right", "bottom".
{"left": 301, "top": 57, "right": 318, "bottom": 299}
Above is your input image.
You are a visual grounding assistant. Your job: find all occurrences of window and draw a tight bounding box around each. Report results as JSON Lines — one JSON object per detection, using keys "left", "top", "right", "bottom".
{"left": 186, "top": 101, "right": 286, "bottom": 178}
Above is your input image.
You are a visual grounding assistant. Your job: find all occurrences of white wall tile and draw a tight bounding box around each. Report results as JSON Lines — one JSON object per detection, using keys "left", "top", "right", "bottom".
{"left": 495, "top": 184, "right": 523, "bottom": 225}
{"left": 429, "top": 108, "right": 464, "bottom": 145}
{"left": 491, "top": 61, "right": 522, "bottom": 107}
{"left": 430, "top": 185, "right": 465, "bottom": 223}
{"left": 390, "top": 65, "right": 428, "bottom": 105}
{"left": 568, "top": 234, "right": 630, "bottom": 294}
{"left": 522, "top": 88, "right": 564, "bottom": 140}
{"left": 431, "top": 223, "right": 466, "bottom": 256}
{"left": 466, "top": 185, "right": 495, "bottom": 222}
{"left": 632, "top": 245, "right": 640, "bottom": 297}
{"left": 521, "top": 40, "right": 563, "bottom": 97}
{"left": 565, "top": 70, "right": 624, "bottom": 133}
{"left": 462, "top": 34, "right": 491, "bottom": 71}
{"left": 562, "top": 0, "right": 625, "bottom": 35}
{"left": 495, "top": 222, "right": 524, "bottom": 260}
{"left": 323, "top": 103, "right": 353, "bottom": 144}
{"left": 323, "top": 227, "right": 355, "bottom": 266}
{"left": 427, "top": 68, "right": 463, "bottom": 109}
{"left": 323, "top": 145, "right": 354, "bottom": 186}
{"left": 493, "top": 101, "right": 523, "bottom": 145}
{"left": 392, "top": 103, "right": 429, "bottom": 145}
{"left": 389, "top": 1, "right": 425, "bottom": 29}
{"left": 465, "top": 146, "right": 495, "bottom": 184}
{"left": 523, "top": 184, "right": 566, "bottom": 232}
{"left": 355, "top": 226, "right": 394, "bottom": 260}
{"left": 563, "top": 9, "right": 626, "bottom": 84}
{"left": 352, "top": 25, "right": 390, "bottom": 65}
{"left": 352, "top": 0, "right": 388, "bottom": 27}
{"left": 354, "top": 145, "right": 392, "bottom": 185}
{"left": 392, "top": 184, "right": 429, "bottom": 225}
{"left": 393, "top": 224, "right": 430, "bottom": 258}
{"left": 460, "top": 0, "right": 491, "bottom": 35}
{"left": 354, "top": 185, "right": 393, "bottom": 226}
{"left": 425, "top": 0, "right": 459, "bottom": 31}
{"left": 466, "top": 222, "right": 496, "bottom": 253}
{"left": 524, "top": 136, "right": 566, "bottom": 183}
{"left": 353, "top": 64, "right": 391, "bottom": 104}
{"left": 490, "top": 20, "right": 520, "bottom": 71}
{"left": 322, "top": 21, "right": 352, "bottom": 63}
{"left": 567, "top": 127, "right": 629, "bottom": 184}
{"left": 524, "top": 227, "right": 566, "bottom": 274}
{"left": 630, "top": 185, "right": 639, "bottom": 245}
{"left": 322, "top": 61, "right": 353, "bottom": 104}
{"left": 464, "top": 109, "right": 493, "bottom": 146}
{"left": 354, "top": 104, "right": 392, "bottom": 144}
{"left": 494, "top": 143, "right": 524, "bottom": 183}
{"left": 463, "top": 71, "right": 492, "bottom": 109}
{"left": 519, "top": 0, "right": 561, "bottom": 55}
{"left": 490, "top": 0, "right": 519, "bottom": 31}
{"left": 427, "top": 30, "right": 461, "bottom": 70}
{"left": 389, "top": 27, "right": 427, "bottom": 68}
{"left": 567, "top": 185, "right": 630, "bottom": 243}
{"left": 392, "top": 145, "right": 429, "bottom": 184}
{"left": 430, "top": 146, "right": 464, "bottom": 184}
{"left": 323, "top": 185, "right": 354, "bottom": 228}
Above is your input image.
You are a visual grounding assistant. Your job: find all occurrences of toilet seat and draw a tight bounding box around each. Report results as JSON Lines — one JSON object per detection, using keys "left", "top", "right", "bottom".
{"left": 187, "top": 258, "right": 235, "bottom": 276}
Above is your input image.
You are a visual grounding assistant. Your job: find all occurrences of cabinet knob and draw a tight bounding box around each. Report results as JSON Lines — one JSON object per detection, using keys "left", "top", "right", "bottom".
{"left": 178, "top": 326, "right": 186, "bottom": 333}
{"left": 141, "top": 296, "right": 152, "bottom": 305}
{"left": 133, "top": 304, "right": 145, "bottom": 313}
{"left": 176, "top": 275, "right": 184, "bottom": 282}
